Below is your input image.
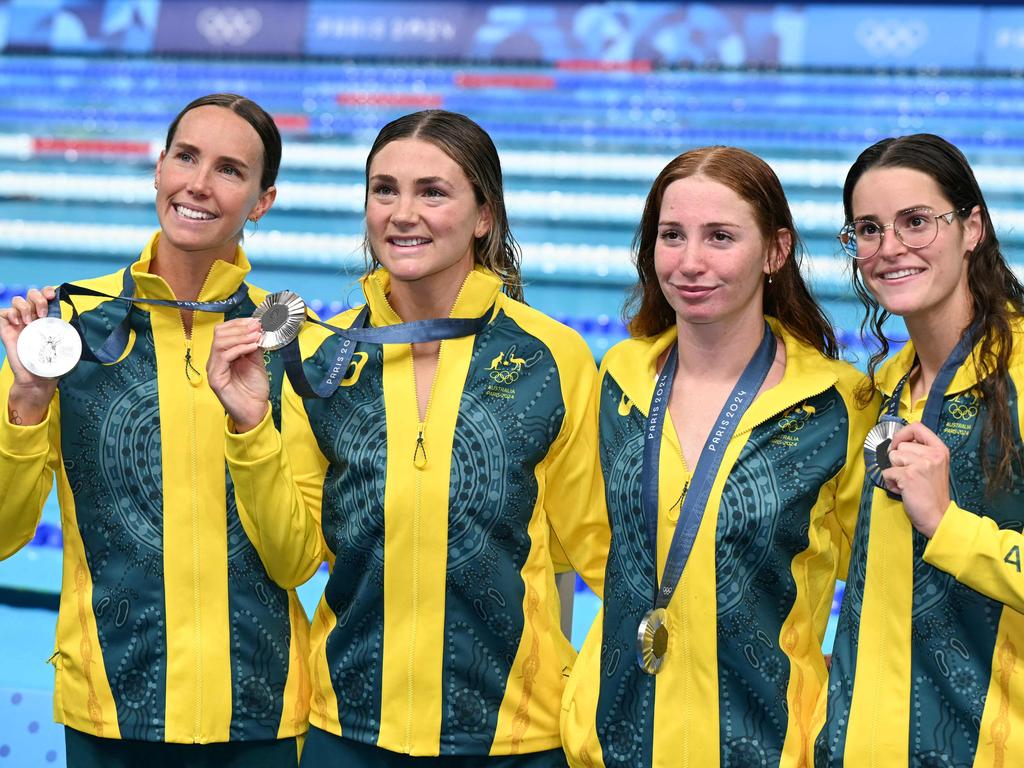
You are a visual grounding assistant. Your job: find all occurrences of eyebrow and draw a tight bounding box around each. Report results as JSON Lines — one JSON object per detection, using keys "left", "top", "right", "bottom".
{"left": 172, "top": 140, "right": 252, "bottom": 170}
{"left": 370, "top": 173, "right": 453, "bottom": 186}
{"left": 855, "top": 205, "right": 934, "bottom": 221}
{"left": 658, "top": 220, "right": 741, "bottom": 228}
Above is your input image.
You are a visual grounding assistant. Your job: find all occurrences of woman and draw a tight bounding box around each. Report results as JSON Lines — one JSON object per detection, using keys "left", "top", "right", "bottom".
{"left": 817, "top": 134, "right": 1024, "bottom": 766}
{"left": 208, "top": 109, "right": 609, "bottom": 766}
{"left": 0, "top": 94, "right": 313, "bottom": 766}
{"left": 559, "top": 147, "right": 870, "bottom": 768}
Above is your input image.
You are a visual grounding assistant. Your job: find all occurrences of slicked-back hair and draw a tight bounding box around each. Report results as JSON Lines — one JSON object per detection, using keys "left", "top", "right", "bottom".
{"left": 164, "top": 93, "right": 281, "bottom": 191}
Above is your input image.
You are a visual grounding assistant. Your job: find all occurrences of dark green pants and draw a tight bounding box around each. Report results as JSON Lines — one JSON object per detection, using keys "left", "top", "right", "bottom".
{"left": 301, "top": 727, "right": 569, "bottom": 767}
{"left": 65, "top": 727, "right": 299, "bottom": 768}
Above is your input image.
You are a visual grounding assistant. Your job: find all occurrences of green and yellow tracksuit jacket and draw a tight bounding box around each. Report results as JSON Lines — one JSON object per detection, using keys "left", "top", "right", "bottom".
{"left": 224, "top": 265, "right": 609, "bottom": 757}
{"left": 0, "top": 232, "right": 314, "bottom": 744}
{"left": 817, "top": 320, "right": 1024, "bottom": 767}
{"left": 561, "top": 320, "right": 871, "bottom": 768}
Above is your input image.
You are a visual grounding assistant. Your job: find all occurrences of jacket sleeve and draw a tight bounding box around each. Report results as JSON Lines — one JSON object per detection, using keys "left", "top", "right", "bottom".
{"left": 831, "top": 384, "right": 874, "bottom": 580}
{"left": 0, "top": 361, "right": 59, "bottom": 560}
{"left": 923, "top": 502, "right": 1024, "bottom": 612}
{"left": 224, "top": 375, "right": 328, "bottom": 589}
{"left": 544, "top": 347, "right": 610, "bottom": 599}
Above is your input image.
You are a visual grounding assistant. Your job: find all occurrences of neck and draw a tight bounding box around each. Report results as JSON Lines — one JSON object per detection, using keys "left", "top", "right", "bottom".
{"left": 904, "top": 297, "right": 973, "bottom": 393}
{"left": 151, "top": 239, "right": 236, "bottom": 301}
{"left": 674, "top": 311, "right": 766, "bottom": 381}
{"left": 387, "top": 267, "right": 472, "bottom": 322}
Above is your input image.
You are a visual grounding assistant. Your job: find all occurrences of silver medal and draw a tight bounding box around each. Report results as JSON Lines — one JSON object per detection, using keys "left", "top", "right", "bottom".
{"left": 863, "top": 415, "right": 907, "bottom": 493}
{"left": 252, "top": 291, "right": 306, "bottom": 351}
{"left": 17, "top": 317, "right": 82, "bottom": 378}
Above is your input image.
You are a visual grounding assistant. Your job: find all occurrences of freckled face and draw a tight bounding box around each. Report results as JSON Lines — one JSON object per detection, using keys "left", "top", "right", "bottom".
{"left": 365, "top": 138, "right": 491, "bottom": 291}
{"left": 654, "top": 175, "right": 776, "bottom": 329}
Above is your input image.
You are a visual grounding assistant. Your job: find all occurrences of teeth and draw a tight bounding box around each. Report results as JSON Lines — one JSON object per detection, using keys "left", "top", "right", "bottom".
{"left": 175, "top": 205, "right": 214, "bottom": 221}
{"left": 882, "top": 268, "right": 923, "bottom": 280}
{"left": 392, "top": 237, "right": 430, "bottom": 246}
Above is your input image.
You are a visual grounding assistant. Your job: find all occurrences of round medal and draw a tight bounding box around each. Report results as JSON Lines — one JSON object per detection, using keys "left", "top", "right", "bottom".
{"left": 252, "top": 291, "right": 306, "bottom": 351}
{"left": 636, "top": 607, "right": 670, "bottom": 675}
{"left": 16, "top": 317, "right": 82, "bottom": 378}
{"left": 863, "top": 415, "right": 907, "bottom": 493}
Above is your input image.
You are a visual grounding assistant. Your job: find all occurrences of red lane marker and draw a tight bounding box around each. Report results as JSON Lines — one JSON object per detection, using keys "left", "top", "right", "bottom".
{"left": 32, "top": 138, "right": 150, "bottom": 155}
{"left": 272, "top": 113, "right": 310, "bottom": 130}
{"left": 337, "top": 93, "right": 444, "bottom": 108}
{"left": 454, "top": 73, "right": 556, "bottom": 89}
{"left": 556, "top": 59, "right": 652, "bottom": 73}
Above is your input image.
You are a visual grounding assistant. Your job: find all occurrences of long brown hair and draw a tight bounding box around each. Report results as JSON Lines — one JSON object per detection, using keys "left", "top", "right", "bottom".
{"left": 844, "top": 134, "right": 1024, "bottom": 490}
{"left": 625, "top": 146, "right": 837, "bottom": 357}
{"left": 363, "top": 110, "right": 524, "bottom": 302}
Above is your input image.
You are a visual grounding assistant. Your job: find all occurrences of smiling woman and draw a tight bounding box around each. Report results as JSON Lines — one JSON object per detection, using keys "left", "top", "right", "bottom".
{"left": 206, "top": 109, "right": 610, "bottom": 767}
{"left": 0, "top": 93, "right": 310, "bottom": 767}
{"left": 818, "top": 134, "right": 1024, "bottom": 768}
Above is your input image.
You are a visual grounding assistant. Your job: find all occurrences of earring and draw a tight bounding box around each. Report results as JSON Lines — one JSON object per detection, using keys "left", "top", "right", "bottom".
{"left": 767, "top": 273, "right": 773, "bottom": 285}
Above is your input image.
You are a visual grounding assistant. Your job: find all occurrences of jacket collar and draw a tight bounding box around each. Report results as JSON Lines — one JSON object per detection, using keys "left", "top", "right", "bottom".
{"left": 614, "top": 317, "right": 839, "bottom": 424}
{"left": 877, "top": 314, "right": 1024, "bottom": 402}
{"left": 360, "top": 265, "right": 502, "bottom": 326}
{"left": 129, "top": 230, "right": 251, "bottom": 302}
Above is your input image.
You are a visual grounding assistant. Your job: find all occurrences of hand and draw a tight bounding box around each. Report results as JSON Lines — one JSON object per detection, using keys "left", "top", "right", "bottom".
{"left": 881, "top": 421, "right": 951, "bottom": 538}
{"left": 207, "top": 318, "right": 270, "bottom": 433}
{"left": 0, "top": 287, "right": 60, "bottom": 425}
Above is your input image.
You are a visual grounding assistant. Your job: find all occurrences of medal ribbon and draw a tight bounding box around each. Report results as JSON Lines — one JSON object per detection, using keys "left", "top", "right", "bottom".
{"left": 883, "top": 322, "right": 979, "bottom": 431}
{"left": 48, "top": 268, "right": 249, "bottom": 364}
{"left": 281, "top": 305, "right": 494, "bottom": 399}
{"left": 641, "top": 321, "right": 776, "bottom": 609}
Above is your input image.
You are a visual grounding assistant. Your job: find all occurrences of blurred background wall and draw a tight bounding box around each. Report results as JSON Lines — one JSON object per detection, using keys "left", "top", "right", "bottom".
{"left": 0, "top": 1, "right": 1022, "bottom": 763}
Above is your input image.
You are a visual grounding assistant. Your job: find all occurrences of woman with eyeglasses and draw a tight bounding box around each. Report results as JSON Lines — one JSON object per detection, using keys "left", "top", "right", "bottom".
{"left": 816, "top": 133, "right": 1024, "bottom": 766}
{"left": 208, "top": 109, "right": 609, "bottom": 766}
{"left": 559, "top": 146, "right": 870, "bottom": 768}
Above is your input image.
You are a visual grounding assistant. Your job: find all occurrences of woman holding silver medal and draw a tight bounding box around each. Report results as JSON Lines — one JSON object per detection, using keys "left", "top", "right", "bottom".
{"left": 816, "top": 135, "right": 1024, "bottom": 766}
{"left": 207, "top": 109, "right": 609, "bottom": 766}
{"left": 560, "top": 147, "right": 871, "bottom": 768}
{"left": 0, "top": 93, "right": 316, "bottom": 766}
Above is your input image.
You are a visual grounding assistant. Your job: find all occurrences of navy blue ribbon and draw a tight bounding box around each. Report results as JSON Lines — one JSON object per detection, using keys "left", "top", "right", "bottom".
{"left": 49, "top": 268, "right": 249, "bottom": 364}
{"left": 642, "top": 321, "right": 776, "bottom": 609}
{"left": 282, "top": 305, "right": 494, "bottom": 399}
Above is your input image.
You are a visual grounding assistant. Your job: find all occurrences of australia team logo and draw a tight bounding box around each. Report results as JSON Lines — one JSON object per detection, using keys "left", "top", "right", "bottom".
{"left": 484, "top": 344, "right": 542, "bottom": 399}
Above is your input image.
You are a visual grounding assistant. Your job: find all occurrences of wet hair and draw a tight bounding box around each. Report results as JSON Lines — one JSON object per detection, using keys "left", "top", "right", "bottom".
{"left": 625, "top": 145, "right": 837, "bottom": 357}
{"left": 164, "top": 93, "right": 281, "bottom": 190}
{"left": 363, "top": 110, "right": 524, "bottom": 302}
{"left": 844, "top": 133, "right": 1024, "bottom": 490}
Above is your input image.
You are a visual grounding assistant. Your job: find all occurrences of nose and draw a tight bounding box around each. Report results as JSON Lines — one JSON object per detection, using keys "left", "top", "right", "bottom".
{"left": 384, "top": 191, "right": 417, "bottom": 225}
{"left": 675, "top": 241, "right": 708, "bottom": 275}
{"left": 873, "top": 224, "right": 904, "bottom": 260}
{"left": 186, "top": 163, "right": 214, "bottom": 197}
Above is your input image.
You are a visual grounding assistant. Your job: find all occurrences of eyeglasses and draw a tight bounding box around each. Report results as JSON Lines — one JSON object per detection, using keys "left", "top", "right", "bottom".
{"left": 837, "top": 207, "right": 967, "bottom": 260}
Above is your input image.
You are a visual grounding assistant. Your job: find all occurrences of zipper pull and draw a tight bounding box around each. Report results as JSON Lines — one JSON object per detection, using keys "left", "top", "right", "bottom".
{"left": 46, "top": 650, "right": 60, "bottom": 667}
{"left": 184, "top": 347, "right": 202, "bottom": 384}
{"left": 670, "top": 479, "right": 689, "bottom": 511}
{"left": 413, "top": 430, "right": 427, "bottom": 468}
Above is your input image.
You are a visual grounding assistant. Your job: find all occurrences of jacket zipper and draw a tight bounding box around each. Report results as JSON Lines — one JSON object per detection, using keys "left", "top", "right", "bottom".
{"left": 399, "top": 280, "right": 467, "bottom": 750}
{"left": 175, "top": 272, "right": 218, "bottom": 742}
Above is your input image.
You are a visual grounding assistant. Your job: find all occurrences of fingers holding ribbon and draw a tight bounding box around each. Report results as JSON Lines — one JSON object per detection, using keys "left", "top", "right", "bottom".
{"left": 208, "top": 318, "right": 271, "bottom": 433}
{"left": 880, "top": 421, "right": 951, "bottom": 538}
